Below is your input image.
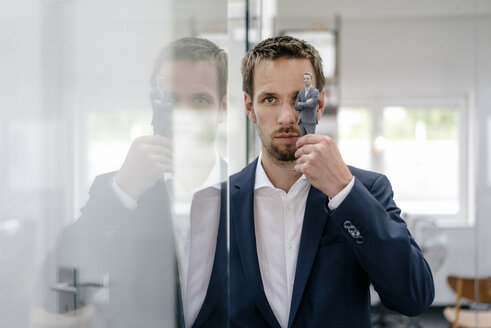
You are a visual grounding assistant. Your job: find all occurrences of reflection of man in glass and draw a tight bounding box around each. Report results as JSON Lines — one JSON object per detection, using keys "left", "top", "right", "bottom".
{"left": 294, "top": 72, "right": 319, "bottom": 136}
{"left": 114, "top": 37, "right": 227, "bottom": 327}
{"left": 117, "top": 37, "right": 227, "bottom": 199}
{"left": 38, "top": 38, "right": 227, "bottom": 328}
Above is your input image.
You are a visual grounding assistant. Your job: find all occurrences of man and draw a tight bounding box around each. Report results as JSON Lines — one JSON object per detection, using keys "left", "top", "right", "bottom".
{"left": 38, "top": 37, "right": 227, "bottom": 328}
{"left": 229, "top": 35, "right": 434, "bottom": 327}
{"left": 294, "top": 72, "right": 319, "bottom": 135}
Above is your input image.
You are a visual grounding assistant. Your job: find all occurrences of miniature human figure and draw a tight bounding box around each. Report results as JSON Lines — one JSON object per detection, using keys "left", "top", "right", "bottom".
{"left": 294, "top": 71, "right": 319, "bottom": 136}
{"left": 150, "top": 75, "right": 174, "bottom": 138}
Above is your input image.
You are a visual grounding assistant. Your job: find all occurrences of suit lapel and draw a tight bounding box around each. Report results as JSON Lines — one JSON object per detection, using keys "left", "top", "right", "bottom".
{"left": 231, "top": 159, "right": 282, "bottom": 328}
{"left": 288, "top": 186, "right": 328, "bottom": 327}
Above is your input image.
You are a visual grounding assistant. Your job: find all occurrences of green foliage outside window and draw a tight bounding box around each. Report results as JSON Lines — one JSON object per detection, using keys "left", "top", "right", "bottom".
{"left": 384, "top": 108, "right": 458, "bottom": 140}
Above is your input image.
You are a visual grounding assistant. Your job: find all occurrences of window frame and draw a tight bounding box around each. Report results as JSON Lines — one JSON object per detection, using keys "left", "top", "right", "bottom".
{"left": 339, "top": 91, "right": 474, "bottom": 227}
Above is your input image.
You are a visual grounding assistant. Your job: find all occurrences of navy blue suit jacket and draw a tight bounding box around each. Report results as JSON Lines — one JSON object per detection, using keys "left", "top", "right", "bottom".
{"left": 229, "top": 158, "right": 434, "bottom": 327}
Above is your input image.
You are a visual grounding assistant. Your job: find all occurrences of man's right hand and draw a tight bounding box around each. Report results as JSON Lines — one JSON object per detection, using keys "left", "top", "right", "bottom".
{"left": 114, "top": 135, "right": 172, "bottom": 201}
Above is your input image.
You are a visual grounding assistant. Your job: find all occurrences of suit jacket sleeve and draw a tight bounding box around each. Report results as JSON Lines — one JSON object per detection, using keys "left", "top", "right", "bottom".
{"left": 294, "top": 92, "right": 304, "bottom": 111}
{"left": 327, "top": 173, "right": 435, "bottom": 316}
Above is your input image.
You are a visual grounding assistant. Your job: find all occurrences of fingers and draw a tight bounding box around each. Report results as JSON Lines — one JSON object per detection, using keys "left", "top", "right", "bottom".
{"left": 296, "top": 134, "right": 329, "bottom": 148}
{"left": 136, "top": 134, "right": 172, "bottom": 147}
{"left": 145, "top": 144, "right": 173, "bottom": 155}
{"left": 131, "top": 135, "right": 173, "bottom": 155}
{"left": 294, "top": 143, "right": 316, "bottom": 159}
{"left": 294, "top": 134, "right": 337, "bottom": 172}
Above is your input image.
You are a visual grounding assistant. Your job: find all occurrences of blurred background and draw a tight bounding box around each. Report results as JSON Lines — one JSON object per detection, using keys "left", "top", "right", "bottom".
{"left": 1, "top": 0, "right": 490, "bottom": 326}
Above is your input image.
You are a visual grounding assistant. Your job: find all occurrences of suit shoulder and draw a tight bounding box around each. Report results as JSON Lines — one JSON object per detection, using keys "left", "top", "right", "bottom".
{"left": 347, "top": 165, "right": 388, "bottom": 188}
{"left": 89, "top": 171, "right": 118, "bottom": 195}
{"left": 229, "top": 159, "right": 257, "bottom": 187}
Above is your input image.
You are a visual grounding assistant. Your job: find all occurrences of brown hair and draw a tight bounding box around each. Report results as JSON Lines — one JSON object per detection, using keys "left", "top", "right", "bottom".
{"left": 151, "top": 37, "right": 227, "bottom": 100}
{"left": 241, "top": 35, "right": 325, "bottom": 97}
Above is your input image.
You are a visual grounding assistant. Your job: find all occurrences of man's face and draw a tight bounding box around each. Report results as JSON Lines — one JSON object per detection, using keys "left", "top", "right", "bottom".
{"left": 244, "top": 58, "right": 324, "bottom": 163}
{"left": 304, "top": 74, "right": 312, "bottom": 88}
{"left": 157, "top": 60, "right": 222, "bottom": 112}
{"left": 156, "top": 60, "right": 225, "bottom": 180}
{"left": 157, "top": 60, "right": 224, "bottom": 141}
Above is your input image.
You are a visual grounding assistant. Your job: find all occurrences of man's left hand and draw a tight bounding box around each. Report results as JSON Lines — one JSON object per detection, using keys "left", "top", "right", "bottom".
{"left": 295, "top": 134, "right": 353, "bottom": 199}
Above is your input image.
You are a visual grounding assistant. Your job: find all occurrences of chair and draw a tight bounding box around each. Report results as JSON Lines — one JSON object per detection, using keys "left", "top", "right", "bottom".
{"left": 443, "top": 275, "right": 491, "bottom": 328}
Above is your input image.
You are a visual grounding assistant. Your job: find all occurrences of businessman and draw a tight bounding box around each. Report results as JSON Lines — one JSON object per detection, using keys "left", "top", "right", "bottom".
{"left": 294, "top": 71, "right": 319, "bottom": 135}
{"left": 230, "top": 35, "right": 434, "bottom": 327}
{"left": 38, "top": 37, "right": 227, "bottom": 328}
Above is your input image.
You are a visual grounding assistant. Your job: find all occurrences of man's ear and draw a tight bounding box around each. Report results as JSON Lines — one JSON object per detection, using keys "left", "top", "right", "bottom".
{"left": 316, "top": 88, "right": 325, "bottom": 121}
{"left": 217, "top": 94, "right": 227, "bottom": 124}
{"left": 244, "top": 93, "right": 256, "bottom": 123}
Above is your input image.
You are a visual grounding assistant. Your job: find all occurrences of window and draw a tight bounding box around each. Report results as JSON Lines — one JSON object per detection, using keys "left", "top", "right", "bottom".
{"left": 338, "top": 98, "right": 470, "bottom": 225}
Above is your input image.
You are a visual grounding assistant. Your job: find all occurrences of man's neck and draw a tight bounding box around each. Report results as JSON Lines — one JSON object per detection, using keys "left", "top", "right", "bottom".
{"left": 260, "top": 150, "right": 302, "bottom": 193}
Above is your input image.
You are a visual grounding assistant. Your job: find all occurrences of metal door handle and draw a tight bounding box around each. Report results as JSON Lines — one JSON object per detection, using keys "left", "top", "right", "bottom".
{"left": 49, "top": 267, "right": 103, "bottom": 313}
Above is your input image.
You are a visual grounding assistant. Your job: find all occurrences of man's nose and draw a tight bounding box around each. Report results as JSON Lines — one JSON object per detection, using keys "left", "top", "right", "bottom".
{"left": 277, "top": 102, "right": 297, "bottom": 125}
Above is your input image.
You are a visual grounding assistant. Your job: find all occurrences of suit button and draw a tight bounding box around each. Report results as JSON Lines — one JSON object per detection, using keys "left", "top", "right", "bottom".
{"left": 355, "top": 236, "right": 364, "bottom": 244}
{"left": 350, "top": 230, "right": 360, "bottom": 238}
{"left": 343, "top": 220, "right": 352, "bottom": 230}
{"left": 347, "top": 225, "right": 357, "bottom": 233}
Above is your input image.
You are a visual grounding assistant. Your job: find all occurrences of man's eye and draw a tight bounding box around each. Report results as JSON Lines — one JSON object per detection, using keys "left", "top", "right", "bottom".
{"left": 194, "top": 96, "right": 211, "bottom": 105}
{"left": 265, "top": 97, "right": 275, "bottom": 104}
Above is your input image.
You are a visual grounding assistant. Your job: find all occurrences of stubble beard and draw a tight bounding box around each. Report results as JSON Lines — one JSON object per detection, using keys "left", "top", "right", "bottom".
{"left": 257, "top": 125, "right": 298, "bottom": 164}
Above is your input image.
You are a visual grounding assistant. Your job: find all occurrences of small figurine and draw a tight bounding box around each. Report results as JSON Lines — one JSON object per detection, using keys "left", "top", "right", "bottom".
{"left": 294, "top": 72, "right": 319, "bottom": 136}
{"left": 150, "top": 76, "right": 173, "bottom": 138}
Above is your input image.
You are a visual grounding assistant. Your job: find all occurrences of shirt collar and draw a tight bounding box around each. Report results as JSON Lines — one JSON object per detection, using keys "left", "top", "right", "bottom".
{"left": 254, "top": 152, "right": 308, "bottom": 192}
{"left": 201, "top": 153, "right": 224, "bottom": 190}
{"left": 254, "top": 152, "right": 276, "bottom": 190}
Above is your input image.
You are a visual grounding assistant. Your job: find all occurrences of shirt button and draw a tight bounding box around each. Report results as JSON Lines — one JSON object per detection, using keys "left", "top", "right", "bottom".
{"left": 287, "top": 244, "right": 293, "bottom": 250}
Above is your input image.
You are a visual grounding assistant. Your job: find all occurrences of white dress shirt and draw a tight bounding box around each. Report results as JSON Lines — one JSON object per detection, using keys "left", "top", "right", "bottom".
{"left": 254, "top": 153, "right": 354, "bottom": 328}
{"left": 112, "top": 158, "right": 222, "bottom": 328}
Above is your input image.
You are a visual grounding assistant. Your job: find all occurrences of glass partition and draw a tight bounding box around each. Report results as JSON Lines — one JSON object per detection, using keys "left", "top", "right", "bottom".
{"left": 1, "top": 0, "right": 227, "bottom": 326}
{"left": 2, "top": 0, "right": 491, "bottom": 327}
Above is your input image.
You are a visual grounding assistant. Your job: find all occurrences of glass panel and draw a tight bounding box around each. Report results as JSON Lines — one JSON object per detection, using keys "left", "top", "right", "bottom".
{"left": 1, "top": 0, "right": 227, "bottom": 327}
